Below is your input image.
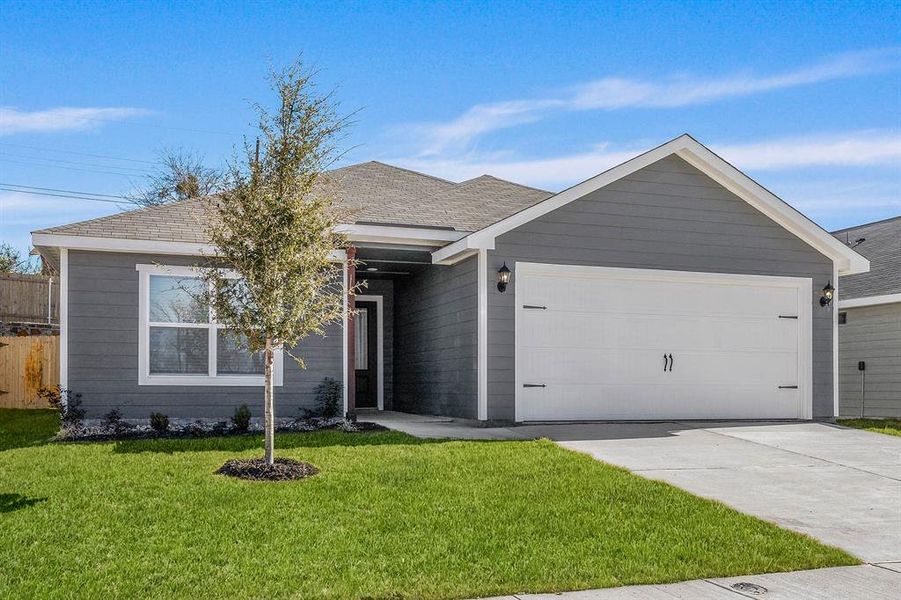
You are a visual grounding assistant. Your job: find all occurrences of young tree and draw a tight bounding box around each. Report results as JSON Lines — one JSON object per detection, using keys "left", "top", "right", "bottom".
{"left": 200, "top": 60, "right": 353, "bottom": 465}
{"left": 0, "top": 242, "right": 40, "bottom": 274}
{"left": 135, "top": 148, "right": 222, "bottom": 207}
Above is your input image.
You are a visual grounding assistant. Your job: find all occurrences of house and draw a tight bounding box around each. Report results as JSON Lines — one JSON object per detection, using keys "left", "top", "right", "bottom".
{"left": 31, "top": 134, "right": 869, "bottom": 423}
{"left": 833, "top": 216, "right": 901, "bottom": 418}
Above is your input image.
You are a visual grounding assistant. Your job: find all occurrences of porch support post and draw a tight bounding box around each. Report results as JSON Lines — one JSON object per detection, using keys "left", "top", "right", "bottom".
{"left": 346, "top": 245, "right": 357, "bottom": 421}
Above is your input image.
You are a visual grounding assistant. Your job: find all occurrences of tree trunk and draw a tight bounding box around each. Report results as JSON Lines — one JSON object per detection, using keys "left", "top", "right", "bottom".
{"left": 263, "top": 338, "right": 275, "bottom": 465}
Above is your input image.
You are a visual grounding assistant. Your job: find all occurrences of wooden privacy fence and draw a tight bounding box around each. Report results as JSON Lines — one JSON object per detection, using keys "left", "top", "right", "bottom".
{"left": 0, "top": 273, "right": 59, "bottom": 324}
{"left": 0, "top": 336, "right": 59, "bottom": 409}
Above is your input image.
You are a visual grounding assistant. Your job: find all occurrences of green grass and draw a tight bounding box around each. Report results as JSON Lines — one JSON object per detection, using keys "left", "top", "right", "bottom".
{"left": 837, "top": 418, "right": 901, "bottom": 437}
{"left": 1, "top": 409, "right": 855, "bottom": 599}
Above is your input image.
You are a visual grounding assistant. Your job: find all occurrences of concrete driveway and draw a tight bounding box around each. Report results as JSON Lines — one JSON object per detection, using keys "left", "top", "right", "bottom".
{"left": 365, "top": 412, "right": 901, "bottom": 563}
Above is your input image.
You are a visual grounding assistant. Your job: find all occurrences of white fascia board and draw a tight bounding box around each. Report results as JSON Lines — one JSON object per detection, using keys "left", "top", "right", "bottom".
{"left": 337, "top": 224, "right": 467, "bottom": 247}
{"left": 428, "top": 134, "right": 871, "bottom": 275}
{"left": 431, "top": 238, "right": 481, "bottom": 264}
{"left": 838, "top": 293, "right": 901, "bottom": 309}
{"left": 31, "top": 232, "right": 346, "bottom": 261}
{"left": 32, "top": 233, "right": 217, "bottom": 256}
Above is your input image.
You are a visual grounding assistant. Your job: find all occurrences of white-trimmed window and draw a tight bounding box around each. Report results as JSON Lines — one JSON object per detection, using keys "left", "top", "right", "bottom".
{"left": 136, "top": 264, "right": 283, "bottom": 386}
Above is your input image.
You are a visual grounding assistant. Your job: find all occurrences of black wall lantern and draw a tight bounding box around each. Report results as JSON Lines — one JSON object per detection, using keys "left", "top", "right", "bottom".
{"left": 820, "top": 281, "right": 835, "bottom": 307}
{"left": 497, "top": 263, "right": 511, "bottom": 293}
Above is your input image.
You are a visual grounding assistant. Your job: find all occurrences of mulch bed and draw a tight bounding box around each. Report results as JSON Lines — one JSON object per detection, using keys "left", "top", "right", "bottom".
{"left": 216, "top": 457, "right": 320, "bottom": 481}
{"left": 56, "top": 419, "right": 388, "bottom": 442}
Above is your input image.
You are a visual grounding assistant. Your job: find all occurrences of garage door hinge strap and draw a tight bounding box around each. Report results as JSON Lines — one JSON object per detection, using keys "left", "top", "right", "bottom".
{"left": 778, "top": 385, "right": 799, "bottom": 389}
{"left": 523, "top": 305, "right": 547, "bottom": 310}
{"left": 778, "top": 315, "right": 798, "bottom": 319}
{"left": 523, "top": 383, "right": 546, "bottom": 388}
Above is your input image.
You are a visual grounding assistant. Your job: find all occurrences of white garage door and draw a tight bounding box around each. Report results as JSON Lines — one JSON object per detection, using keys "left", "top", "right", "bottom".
{"left": 515, "top": 263, "right": 812, "bottom": 421}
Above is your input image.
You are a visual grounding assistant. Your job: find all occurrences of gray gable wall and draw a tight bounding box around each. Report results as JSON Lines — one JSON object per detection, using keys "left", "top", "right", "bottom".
{"left": 487, "top": 155, "right": 835, "bottom": 420}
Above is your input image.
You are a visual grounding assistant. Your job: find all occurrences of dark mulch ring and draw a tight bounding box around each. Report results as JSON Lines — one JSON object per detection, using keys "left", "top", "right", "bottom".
{"left": 216, "top": 457, "right": 320, "bottom": 481}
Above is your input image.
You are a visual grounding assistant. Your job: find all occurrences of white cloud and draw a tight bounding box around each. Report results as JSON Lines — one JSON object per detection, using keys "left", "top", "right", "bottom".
{"left": 715, "top": 131, "right": 901, "bottom": 170}
{"left": 410, "top": 47, "right": 901, "bottom": 154}
{"left": 392, "top": 130, "right": 901, "bottom": 190}
{"left": 0, "top": 106, "right": 154, "bottom": 136}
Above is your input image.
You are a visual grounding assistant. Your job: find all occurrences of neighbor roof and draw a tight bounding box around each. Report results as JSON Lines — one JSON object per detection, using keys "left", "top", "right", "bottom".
{"left": 34, "top": 161, "right": 551, "bottom": 242}
{"left": 832, "top": 216, "right": 901, "bottom": 299}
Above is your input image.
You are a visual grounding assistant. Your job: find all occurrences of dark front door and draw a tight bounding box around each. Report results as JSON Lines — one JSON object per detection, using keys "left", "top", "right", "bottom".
{"left": 354, "top": 301, "right": 378, "bottom": 408}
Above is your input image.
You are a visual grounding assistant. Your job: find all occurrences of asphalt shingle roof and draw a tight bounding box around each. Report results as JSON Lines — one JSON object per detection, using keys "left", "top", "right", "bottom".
{"left": 832, "top": 216, "right": 901, "bottom": 299}
{"left": 35, "top": 161, "right": 551, "bottom": 241}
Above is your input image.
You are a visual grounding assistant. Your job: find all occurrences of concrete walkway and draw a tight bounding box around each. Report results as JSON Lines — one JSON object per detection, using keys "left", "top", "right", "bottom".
{"left": 482, "top": 564, "right": 901, "bottom": 599}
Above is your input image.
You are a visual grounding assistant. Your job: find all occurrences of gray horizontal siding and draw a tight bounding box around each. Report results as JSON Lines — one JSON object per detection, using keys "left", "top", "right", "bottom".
{"left": 392, "top": 259, "right": 478, "bottom": 419}
{"left": 838, "top": 303, "right": 901, "bottom": 418}
{"left": 67, "top": 250, "right": 343, "bottom": 419}
{"left": 488, "top": 155, "right": 835, "bottom": 421}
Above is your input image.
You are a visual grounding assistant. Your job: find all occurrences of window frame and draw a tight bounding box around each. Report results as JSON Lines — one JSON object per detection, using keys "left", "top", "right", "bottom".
{"left": 136, "top": 264, "right": 283, "bottom": 386}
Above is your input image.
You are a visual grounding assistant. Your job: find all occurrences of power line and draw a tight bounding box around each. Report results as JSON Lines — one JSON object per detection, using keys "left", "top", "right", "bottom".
{"left": 0, "top": 186, "right": 141, "bottom": 205}
{"left": 0, "top": 157, "right": 145, "bottom": 178}
{"left": 0, "top": 183, "right": 142, "bottom": 200}
{"left": 0, "top": 152, "right": 151, "bottom": 174}
{"left": 0, "top": 142, "right": 156, "bottom": 164}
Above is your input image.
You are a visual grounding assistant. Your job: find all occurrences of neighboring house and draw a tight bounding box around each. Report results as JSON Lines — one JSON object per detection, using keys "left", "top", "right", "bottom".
{"left": 832, "top": 216, "right": 901, "bottom": 418}
{"left": 32, "top": 134, "right": 868, "bottom": 423}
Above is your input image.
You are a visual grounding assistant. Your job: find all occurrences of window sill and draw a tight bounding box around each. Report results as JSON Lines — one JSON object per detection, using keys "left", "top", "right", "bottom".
{"left": 138, "top": 374, "right": 284, "bottom": 387}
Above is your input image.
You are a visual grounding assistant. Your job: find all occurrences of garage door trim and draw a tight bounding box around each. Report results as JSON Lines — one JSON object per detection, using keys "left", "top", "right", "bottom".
{"left": 514, "top": 262, "right": 813, "bottom": 422}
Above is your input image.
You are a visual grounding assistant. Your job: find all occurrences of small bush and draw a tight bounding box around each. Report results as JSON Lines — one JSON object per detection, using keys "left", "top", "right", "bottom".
{"left": 102, "top": 408, "right": 124, "bottom": 431}
{"left": 232, "top": 404, "right": 251, "bottom": 432}
{"left": 149, "top": 412, "right": 169, "bottom": 433}
{"left": 315, "top": 377, "right": 343, "bottom": 418}
{"left": 38, "top": 385, "right": 85, "bottom": 428}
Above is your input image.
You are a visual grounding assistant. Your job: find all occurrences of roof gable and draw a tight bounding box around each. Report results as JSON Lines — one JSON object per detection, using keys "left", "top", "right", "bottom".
{"left": 433, "top": 134, "right": 870, "bottom": 276}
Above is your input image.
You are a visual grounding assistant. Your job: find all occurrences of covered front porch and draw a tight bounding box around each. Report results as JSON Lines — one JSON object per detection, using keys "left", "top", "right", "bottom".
{"left": 343, "top": 244, "right": 479, "bottom": 421}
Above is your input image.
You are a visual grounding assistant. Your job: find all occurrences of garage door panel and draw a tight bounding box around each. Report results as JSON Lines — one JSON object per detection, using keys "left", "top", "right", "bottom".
{"left": 516, "top": 264, "right": 808, "bottom": 421}
{"left": 520, "top": 383, "right": 799, "bottom": 421}
{"left": 522, "top": 274, "right": 799, "bottom": 318}
{"left": 521, "top": 312, "right": 798, "bottom": 352}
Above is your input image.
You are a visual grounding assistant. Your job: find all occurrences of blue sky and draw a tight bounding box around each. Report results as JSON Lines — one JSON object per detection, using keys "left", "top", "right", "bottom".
{"left": 1, "top": 1, "right": 899, "bottom": 257}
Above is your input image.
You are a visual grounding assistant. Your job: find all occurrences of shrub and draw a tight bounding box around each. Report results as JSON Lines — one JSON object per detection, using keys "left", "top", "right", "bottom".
{"left": 102, "top": 408, "right": 124, "bottom": 431}
{"left": 232, "top": 404, "right": 251, "bottom": 432}
{"left": 149, "top": 412, "right": 169, "bottom": 433}
{"left": 38, "top": 385, "right": 85, "bottom": 428}
{"left": 315, "top": 377, "right": 342, "bottom": 418}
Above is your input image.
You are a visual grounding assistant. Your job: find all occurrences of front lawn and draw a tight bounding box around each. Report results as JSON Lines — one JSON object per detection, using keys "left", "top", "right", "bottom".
{"left": 837, "top": 418, "right": 901, "bottom": 437}
{"left": 1, "top": 409, "right": 855, "bottom": 599}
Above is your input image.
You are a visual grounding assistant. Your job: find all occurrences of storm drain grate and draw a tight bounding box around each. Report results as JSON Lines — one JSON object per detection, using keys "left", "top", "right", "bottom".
{"left": 731, "top": 582, "right": 768, "bottom": 595}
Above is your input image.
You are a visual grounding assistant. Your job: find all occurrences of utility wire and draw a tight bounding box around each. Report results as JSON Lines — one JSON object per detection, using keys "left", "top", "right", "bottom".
{"left": 0, "top": 183, "right": 142, "bottom": 200}
{"left": 0, "top": 157, "right": 145, "bottom": 177}
{"left": 0, "top": 152, "right": 151, "bottom": 174}
{"left": 0, "top": 142, "right": 156, "bottom": 164}
{"left": 0, "top": 186, "right": 141, "bottom": 205}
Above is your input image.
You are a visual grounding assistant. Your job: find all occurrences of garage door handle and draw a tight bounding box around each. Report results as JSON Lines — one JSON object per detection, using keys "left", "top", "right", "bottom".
{"left": 663, "top": 353, "right": 673, "bottom": 372}
{"left": 523, "top": 383, "right": 546, "bottom": 388}
{"left": 778, "top": 385, "right": 798, "bottom": 389}
{"left": 523, "top": 305, "right": 547, "bottom": 310}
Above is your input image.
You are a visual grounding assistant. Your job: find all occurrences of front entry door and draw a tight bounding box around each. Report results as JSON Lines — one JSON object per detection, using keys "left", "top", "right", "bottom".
{"left": 354, "top": 301, "right": 378, "bottom": 408}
